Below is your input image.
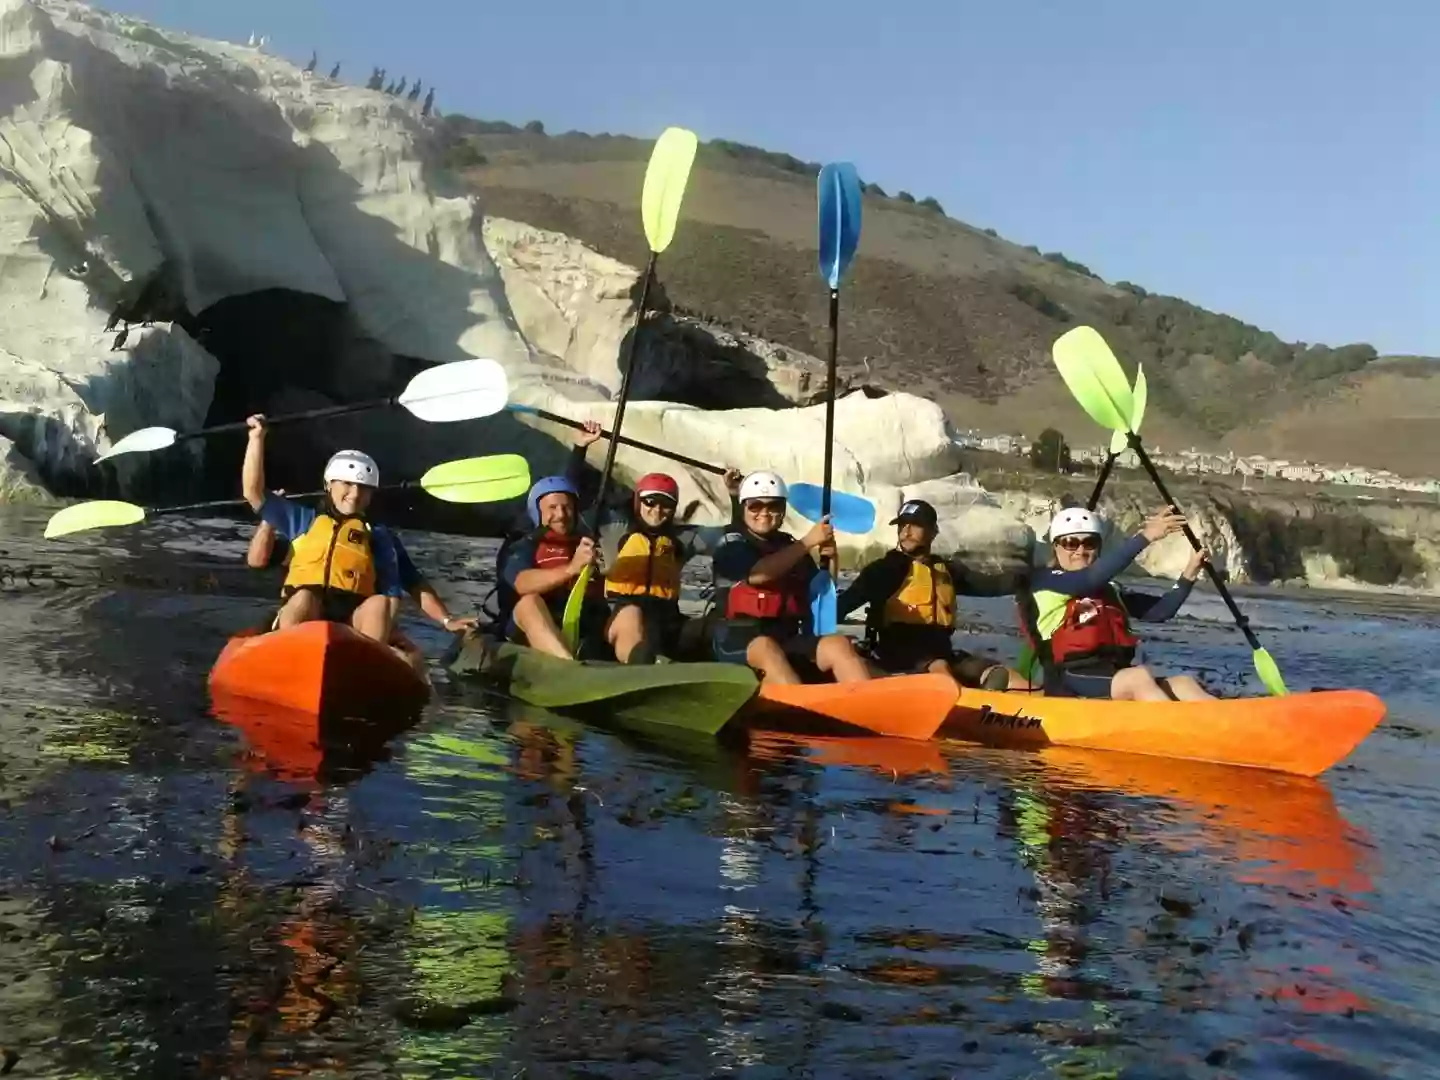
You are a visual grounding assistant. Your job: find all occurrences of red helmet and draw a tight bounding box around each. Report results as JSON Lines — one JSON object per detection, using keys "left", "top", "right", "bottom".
{"left": 634, "top": 472, "right": 679, "bottom": 508}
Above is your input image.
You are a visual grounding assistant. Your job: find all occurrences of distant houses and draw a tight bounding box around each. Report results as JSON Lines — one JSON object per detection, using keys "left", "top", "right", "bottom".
{"left": 947, "top": 421, "right": 1437, "bottom": 494}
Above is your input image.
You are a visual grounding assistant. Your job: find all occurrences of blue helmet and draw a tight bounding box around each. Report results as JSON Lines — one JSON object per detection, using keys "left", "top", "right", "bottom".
{"left": 526, "top": 475, "right": 579, "bottom": 526}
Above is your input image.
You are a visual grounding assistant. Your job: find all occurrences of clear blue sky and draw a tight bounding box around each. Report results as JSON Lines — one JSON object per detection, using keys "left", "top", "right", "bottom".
{"left": 101, "top": 0, "right": 1436, "bottom": 356}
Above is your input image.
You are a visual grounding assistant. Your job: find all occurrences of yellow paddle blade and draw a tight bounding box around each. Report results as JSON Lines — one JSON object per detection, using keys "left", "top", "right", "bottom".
{"left": 1109, "top": 363, "right": 1147, "bottom": 454}
{"left": 44, "top": 500, "right": 146, "bottom": 539}
{"left": 1254, "top": 648, "right": 1288, "bottom": 697}
{"left": 561, "top": 565, "right": 592, "bottom": 654}
{"left": 641, "top": 126, "right": 698, "bottom": 254}
{"left": 1053, "top": 325, "right": 1134, "bottom": 433}
{"left": 419, "top": 454, "right": 531, "bottom": 504}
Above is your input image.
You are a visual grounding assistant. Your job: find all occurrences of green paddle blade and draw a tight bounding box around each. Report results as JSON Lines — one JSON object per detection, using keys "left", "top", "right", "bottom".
{"left": 1254, "top": 648, "right": 1288, "bottom": 696}
{"left": 418, "top": 453, "right": 530, "bottom": 503}
{"left": 44, "top": 500, "right": 146, "bottom": 539}
{"left": 641, "top": 127, "right": 698, "bottom": 254}
{"left": 1053, "top": 325, "right": 1135, "bottom": 434}
{"left": 561, "top": 565, "right": 592, "bottom": 654}
{"left": 1110, "top": 363, "right": 1146, "bottom": 454}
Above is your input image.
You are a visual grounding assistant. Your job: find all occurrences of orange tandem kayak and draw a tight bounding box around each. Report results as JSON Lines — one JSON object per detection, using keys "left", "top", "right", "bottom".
{"left": 943, "top": 688, "right": 1385, "bottom": 777}
{"left": 750, "top": 673, "right": 960, "bottom": 740}
{"left": 209, "top": 622, "right": 431, "bottom": 718}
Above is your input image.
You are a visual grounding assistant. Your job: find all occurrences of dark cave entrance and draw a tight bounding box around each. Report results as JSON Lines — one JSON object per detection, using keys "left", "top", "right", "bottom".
{"left": 142, "top": 287, "right": 511, "bottom": 535}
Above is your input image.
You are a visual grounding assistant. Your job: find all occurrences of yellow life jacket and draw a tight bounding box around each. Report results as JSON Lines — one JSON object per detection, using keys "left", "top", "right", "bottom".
{"left": 603, "top": 530, "right": 682, "bottom": 601}
{"left": 282, "top": 514, "right": 377, "bottom": 597}
{"left": 881, "top": 555, "right": 956, "bottom": 629}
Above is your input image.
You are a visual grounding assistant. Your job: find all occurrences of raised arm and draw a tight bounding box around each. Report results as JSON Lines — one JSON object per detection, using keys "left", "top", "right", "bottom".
{"left": 241, "top": 414, "right": 268, "bottom": 512}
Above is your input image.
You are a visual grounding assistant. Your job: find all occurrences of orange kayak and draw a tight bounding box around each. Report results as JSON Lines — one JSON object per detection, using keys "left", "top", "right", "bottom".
{"left": 750, "top": 673, "right": 959, "bottom": 740}
{"left": 209, "top": 622, "right": 431, "bottom": 718}
{"left": 944, "top": 688, "right": 1385, "bottom": 777}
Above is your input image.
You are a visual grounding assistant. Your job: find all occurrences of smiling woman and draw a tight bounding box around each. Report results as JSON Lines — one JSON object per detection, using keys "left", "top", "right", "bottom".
{"left": 1017, "top": 505, "right": 1214, "bottom": 702}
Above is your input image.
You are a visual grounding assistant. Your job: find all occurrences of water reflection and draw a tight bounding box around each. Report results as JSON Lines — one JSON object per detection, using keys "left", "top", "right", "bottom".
{"left": 0, "top": 504, "right": 1435, "bottom": 1077}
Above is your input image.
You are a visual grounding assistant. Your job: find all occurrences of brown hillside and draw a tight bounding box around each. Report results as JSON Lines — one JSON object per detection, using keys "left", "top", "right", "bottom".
{"left": 447, "top": 124, "right": 1439, "bottom": 474}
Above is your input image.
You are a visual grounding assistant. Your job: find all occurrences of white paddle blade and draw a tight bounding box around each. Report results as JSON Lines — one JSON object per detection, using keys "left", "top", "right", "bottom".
{"left": 398, "top": 359, "right": 510, "bottom": 423}
{"left": 94, "top": 427, "right": 180, "bottom": 461}
{"left": 44, "top": 500, "right": 146, "bottom": 539}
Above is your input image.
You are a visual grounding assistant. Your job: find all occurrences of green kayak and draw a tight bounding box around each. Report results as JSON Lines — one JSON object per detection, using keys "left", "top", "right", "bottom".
{"left": 444, "top": 633, "right": 759, "bottom": 737}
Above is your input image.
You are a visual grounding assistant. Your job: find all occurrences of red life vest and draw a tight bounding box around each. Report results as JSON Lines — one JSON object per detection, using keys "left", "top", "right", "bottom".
{"left": 1046, "top": 588, "right": 1139, "bottom": 668}
{"left": 723, "top": 531, "right": 810, "bottom": 621}
{"left": 531, "top": 530, "right": 603, "bottom": 599}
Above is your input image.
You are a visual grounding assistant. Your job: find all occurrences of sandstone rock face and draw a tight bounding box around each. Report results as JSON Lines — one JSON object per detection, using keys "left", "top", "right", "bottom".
{"left": 483, "top": 216, "right": 832, "bottom": 408}
{"left": 0, "top": 0, "right": 529, "bottom": 497}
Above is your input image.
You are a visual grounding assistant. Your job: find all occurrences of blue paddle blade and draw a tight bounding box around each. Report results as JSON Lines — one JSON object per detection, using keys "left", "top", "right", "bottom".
{"left": 817, "top": 162, "right": 863, "bottom": 289}
{"left": 788, "top": 482, "right": 876, "bottom": 535}
{"left": 810, "top": 573, "right": 838, "bottom": 635}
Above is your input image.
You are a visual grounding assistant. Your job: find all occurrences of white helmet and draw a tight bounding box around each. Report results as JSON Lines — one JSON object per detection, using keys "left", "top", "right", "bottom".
{"left": 738, "top": 470, "right": 788, "bottom": 503}
{"left": 1048, "top": 507, "right": 1102, "bottom": 541}
{"left": 324, "top": 450, "right": 380, "bottom": 488}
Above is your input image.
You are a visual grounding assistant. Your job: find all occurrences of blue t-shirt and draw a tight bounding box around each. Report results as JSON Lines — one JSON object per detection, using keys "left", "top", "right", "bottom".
{"left": 259, "top": 494, "right": 416, "bottom": 598}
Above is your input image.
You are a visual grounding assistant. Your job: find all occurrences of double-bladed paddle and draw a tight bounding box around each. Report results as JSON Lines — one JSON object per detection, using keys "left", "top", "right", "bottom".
{"left": 43, "top": 453, "right": 532, "bottom": 539}
{"left": 1052, "top": 325, "right": 1287, "bottom": 696}
{"left": 507, "top": 403, "right": 726, "bottom": 476}
{"left": 810, "top": 162, "right": 864, "bottom": 635}
{"left": 562, "top": 127, "right": 699, "bottom": 652}
{"left": 1086, "top": 364, "right": 1146, "bottom": 510}
{"left": 788, "top": 482, "right": 875, "bottom": 536}
{"left": 95, "top": 358, "right": 511, "bottom": 462}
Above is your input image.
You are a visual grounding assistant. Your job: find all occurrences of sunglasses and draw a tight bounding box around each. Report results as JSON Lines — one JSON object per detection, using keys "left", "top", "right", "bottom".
{"left": 744, "top": 499, "right": 787, "bottom": 515}
{"left": 1056, "top": 535, "right": 1100, "bottom": 552}
{"left": 638, "top": 495, "right": 676, "bottom": 509}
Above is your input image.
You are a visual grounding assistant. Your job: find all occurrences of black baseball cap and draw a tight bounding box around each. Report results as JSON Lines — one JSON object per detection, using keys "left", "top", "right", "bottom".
{"left": 890, "top": 499, "right": 938, "bottom": 529}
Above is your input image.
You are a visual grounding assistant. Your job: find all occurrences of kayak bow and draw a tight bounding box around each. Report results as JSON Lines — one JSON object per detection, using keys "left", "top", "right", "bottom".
{"left": 944, "top": 687, "right": 1385, "bottom": 777}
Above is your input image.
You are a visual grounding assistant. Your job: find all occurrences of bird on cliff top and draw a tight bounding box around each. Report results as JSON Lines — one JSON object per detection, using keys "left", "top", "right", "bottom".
{"left": 329, "top": 62, "right": 341, "bottom": 79}
{"left": 305, "top": 50, "right": 317, "bottom": 73}
{"left": 421, "top": 88, "right": 435, "bottom": 116}
{"left": 394, "top": 77, "right": 408, "bottom": 96}
{"left": 407, "top": 80, "right": 423, "bottom": 102}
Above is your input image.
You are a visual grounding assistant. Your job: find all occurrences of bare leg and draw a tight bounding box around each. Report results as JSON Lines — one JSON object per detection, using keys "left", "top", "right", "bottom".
{"left": 275, "top": 589, "right": 323, "bottom": 630}
{"left": 351, "top": 594, "right": 396, "bottom": 644}
{"left": 512, "top": 594, "right": 573, "bottom": 660}
{"left": 815, "top": 635, "right": 871, "bottom": 683}
{"left": 389, "top": 625, "right": 429, "bottom": 683}
{"left": 745, "top": 636, "right": 801, "bottom": 685}
{"left": 1109, "top": 665, "right": 1172, "bottom": 702}
{"left": 605, "top": 603, "right": 647, "bottom": 664}
{"left": 1160, "top": 674, "right": 1214, "bottom": 701}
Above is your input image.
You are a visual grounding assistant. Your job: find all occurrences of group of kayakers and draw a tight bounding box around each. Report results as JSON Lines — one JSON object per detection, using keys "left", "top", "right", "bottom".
{"left": 238, "top": 411, "right": 1216, "bottom": 701}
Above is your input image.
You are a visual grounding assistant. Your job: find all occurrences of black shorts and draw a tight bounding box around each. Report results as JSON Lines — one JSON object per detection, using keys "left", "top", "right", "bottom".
{"left": 1045, "top": 662, "right": 1123, "bottom": 699}
{"left": 868, "top": 626, "right": 1006, "bottom": 687}
{"left": 273, "top": 586, "right": 369, "bottom": 628}
{"left": 608, "top": 596, "right": 687, "bottom": 652}
{"left": 712, "top": 620, "right": 822, "bottom": 679}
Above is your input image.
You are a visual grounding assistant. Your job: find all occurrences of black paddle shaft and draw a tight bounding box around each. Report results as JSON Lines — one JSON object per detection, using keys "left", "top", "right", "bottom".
{"left": 519, "top": 406, "right": 724, "bottom": 476}
{"left": 152, "top": 477, "right": 433, "bottom": 516}
{"left": 590, "top": 251, "right": 659, "bottom": 529}
{"left": 1087, "top": 451, "right": 1117, "bottom": 511}
{"left": 1126, "top": 432, "right": 1263, "bottom": 651}
{"left": 176, "top": 396, "right": 399, "bottom": 443}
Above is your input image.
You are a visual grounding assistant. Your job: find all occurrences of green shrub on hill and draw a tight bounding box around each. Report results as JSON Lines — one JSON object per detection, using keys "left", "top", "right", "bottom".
{"left": 1043, "top": 251, "right": 1099, "bottom": 279}
{"left": 1224, "top": 503, "right": 1421, "bottom": 585}
{"left": 705, "top": 139, "right": 820, "bottom": 177}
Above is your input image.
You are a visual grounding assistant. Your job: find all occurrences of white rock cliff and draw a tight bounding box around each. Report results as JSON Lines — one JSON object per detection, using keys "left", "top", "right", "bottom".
{"left": 0, "top": 0, "right": 1019, "bottom": 564}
